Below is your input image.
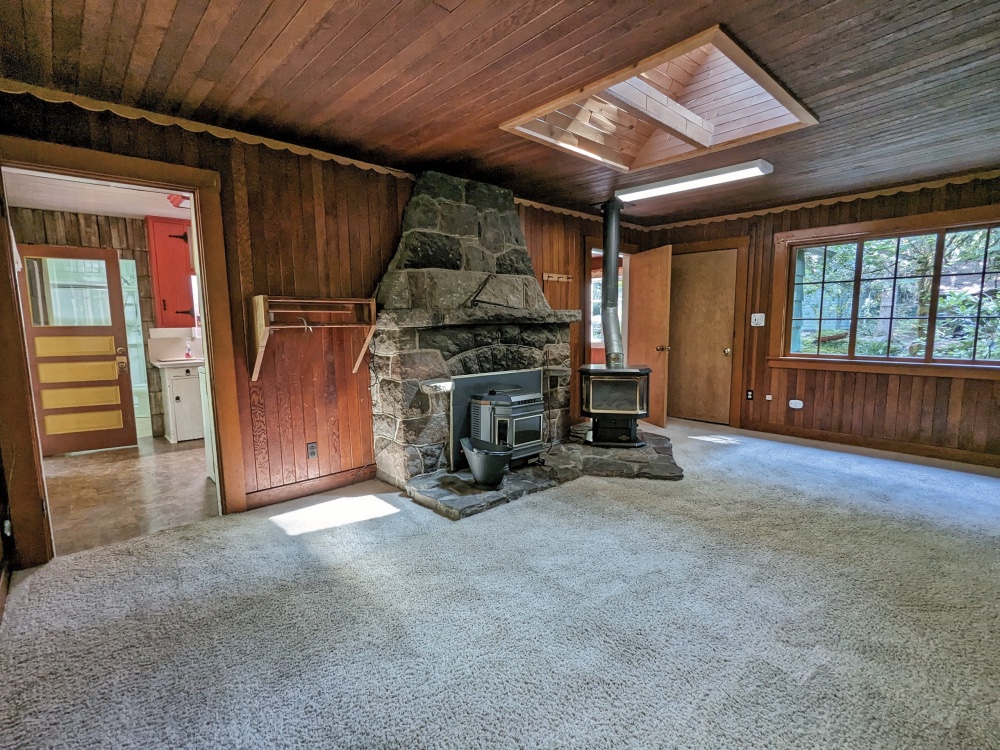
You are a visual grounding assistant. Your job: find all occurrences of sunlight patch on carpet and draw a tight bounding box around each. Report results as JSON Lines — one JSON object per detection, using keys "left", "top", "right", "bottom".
{"left": 268, "top": 494, "right": 399, "bottom": 535}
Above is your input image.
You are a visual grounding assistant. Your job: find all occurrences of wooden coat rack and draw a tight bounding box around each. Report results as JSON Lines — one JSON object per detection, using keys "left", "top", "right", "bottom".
{"left": 251, "top": 295, "right": 376, "bottom": 381}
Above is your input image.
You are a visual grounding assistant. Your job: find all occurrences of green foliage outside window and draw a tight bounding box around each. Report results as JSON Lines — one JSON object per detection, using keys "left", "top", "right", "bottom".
{"left": 790, "top": 224, "right": 1000, "bottom": 363}
{"left": 591, "top": 274, "right": 623, "bottom": 343}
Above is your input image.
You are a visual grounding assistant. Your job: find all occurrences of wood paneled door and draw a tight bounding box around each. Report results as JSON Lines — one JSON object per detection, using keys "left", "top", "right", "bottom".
{"left": 627, "top": 244, "right": 672, "bottom": 426}
{"left": 668, "top": 249, "right": 738, "bottom": 424}
{"left": 147, "top": 217, "right": 196, "bottom": 328}
{"left": 17, "top": 245, "right": 137, "bottom": 456}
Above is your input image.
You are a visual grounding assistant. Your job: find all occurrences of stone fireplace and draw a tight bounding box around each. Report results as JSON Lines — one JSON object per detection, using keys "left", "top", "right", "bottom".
{"left": 370, "top": 172, "right": 581, "bottom": 488}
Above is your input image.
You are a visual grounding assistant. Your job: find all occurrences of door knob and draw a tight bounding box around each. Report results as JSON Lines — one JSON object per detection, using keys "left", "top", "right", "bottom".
{"left": 655, "top": 345, "right": 666, "bottom": 351}
{"left": 723, "top": 347, "right": 733, "bottom": 356}
{"left": 116, "top": 356, "right": 129, "bottom": 371}
{"left": 116, "top": 346, "right": 126, "bottom": 355}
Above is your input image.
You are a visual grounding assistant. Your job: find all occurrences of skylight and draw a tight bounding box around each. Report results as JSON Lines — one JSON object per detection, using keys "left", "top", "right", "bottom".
{"left": 501, "top": 26, "right": 816, "bottom": 173}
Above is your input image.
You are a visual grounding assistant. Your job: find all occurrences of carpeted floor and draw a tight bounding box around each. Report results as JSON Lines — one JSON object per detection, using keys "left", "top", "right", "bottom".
{"left": 1, "top": 421, "right": 998, "bottom": 749}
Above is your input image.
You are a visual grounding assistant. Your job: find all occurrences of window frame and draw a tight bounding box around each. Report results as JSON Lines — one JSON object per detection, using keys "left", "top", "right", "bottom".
{"left": 768, "top": 203, "right": 1000, "bottom": 379}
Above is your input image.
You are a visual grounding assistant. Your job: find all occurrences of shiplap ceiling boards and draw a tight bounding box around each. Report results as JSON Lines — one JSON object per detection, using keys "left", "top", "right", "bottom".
{"left": 1, "top": 1, "right": 999, "bottom": 222}
{"left": 501, "top": 28, "right": 815, "bottom": 174}
{"left": 2, "top": 168, "right": 192, "bottom": 219}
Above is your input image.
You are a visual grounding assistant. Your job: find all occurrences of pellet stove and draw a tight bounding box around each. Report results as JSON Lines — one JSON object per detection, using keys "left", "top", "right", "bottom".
{"left": 578, "top": 197, "right": 651, "bottom": 448}
{"left": 470, "top": 385, "right": 545, "bottom": 461}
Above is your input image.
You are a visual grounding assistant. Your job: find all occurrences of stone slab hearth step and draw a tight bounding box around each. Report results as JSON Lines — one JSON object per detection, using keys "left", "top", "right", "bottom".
{"left": 406, "top": 467, "right": 558, "bottom": 520}
{"left": 403, "top": 427, "right": 683, "bottom": 520}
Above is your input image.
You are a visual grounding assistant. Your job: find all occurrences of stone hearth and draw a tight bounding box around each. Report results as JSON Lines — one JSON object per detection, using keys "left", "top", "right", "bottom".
{"left": 406, "top": 426, "right": 684, "bottom": 521}
{"left": 370, "top": 171, "right": 581, "bottom": 488}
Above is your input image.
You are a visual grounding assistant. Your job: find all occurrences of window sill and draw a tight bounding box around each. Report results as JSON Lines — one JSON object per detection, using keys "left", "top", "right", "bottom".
{"left": 767, "top": 357, "right": 1000, "bottom": 380}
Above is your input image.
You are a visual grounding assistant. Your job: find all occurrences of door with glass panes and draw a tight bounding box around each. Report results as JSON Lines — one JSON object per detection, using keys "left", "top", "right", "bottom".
{"left": 18, "top": 245, "right": 137, "bottom": 455}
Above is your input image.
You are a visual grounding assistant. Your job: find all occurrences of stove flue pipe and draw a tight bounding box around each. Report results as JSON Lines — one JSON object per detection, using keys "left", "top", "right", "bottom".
{"left": 601, "top": 197, "right": 625, "bottom": 369}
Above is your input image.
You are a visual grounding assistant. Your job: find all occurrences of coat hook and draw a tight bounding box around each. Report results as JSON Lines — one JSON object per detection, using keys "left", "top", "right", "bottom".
{"left": 297, "top": 316, "right": 313, "bottom": 332}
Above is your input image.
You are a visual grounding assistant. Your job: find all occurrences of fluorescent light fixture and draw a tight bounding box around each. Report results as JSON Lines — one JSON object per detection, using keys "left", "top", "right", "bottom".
{"left": 615, "top": 159, "right": 773, "bottom": 202}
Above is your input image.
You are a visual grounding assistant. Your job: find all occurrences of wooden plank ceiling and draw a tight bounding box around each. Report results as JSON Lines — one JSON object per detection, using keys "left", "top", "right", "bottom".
{"left": 501, "top": 27, "right": 816, "bottom": 174}
{"left": 1, "top": 0, "right": 999, "bottom": 224}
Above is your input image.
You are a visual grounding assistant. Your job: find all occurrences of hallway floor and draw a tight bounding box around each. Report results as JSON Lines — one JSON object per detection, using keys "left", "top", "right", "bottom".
{"left": 43, "top": 437, "right": 219, "bottom": 555}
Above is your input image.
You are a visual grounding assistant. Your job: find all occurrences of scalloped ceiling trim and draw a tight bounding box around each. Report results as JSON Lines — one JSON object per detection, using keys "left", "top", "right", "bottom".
{"left": 0, "top": 77, "right": 414, "bottom": 179}
{"left": 4, "top": 79, "right": 993, "bottom": 234}
{"left": 0, "top": 79, "right": 644, "bottom": 228}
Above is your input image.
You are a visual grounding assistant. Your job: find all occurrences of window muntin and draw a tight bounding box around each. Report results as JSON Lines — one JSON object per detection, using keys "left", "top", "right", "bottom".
{"left": 788, "top": 224, "right": 1000, "bottom": 363}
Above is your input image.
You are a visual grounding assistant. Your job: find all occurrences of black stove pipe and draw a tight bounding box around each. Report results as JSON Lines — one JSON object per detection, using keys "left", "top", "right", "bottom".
{"left": 601, "top": 197, "right": 625, "bottom": 369}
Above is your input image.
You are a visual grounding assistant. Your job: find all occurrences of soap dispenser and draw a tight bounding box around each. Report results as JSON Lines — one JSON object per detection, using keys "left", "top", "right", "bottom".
{"left": 184, "top": 339, "right": 193, "bottom": 359}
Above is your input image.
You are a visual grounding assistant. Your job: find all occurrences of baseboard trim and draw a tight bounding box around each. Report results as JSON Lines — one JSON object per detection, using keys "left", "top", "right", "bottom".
{"left": 0, "top": 559, "right": 9, "bottom": 627}
{"left": 743, "top": 422, "right": 1000, "bottom": 468}
{"left": 245, "top": 465, "right": 377, "bottom": 509}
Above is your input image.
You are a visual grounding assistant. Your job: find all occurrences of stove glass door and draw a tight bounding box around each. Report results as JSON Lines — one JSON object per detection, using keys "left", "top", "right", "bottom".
{"left": 513, "top": 415, "right": 542, "bottom": 446}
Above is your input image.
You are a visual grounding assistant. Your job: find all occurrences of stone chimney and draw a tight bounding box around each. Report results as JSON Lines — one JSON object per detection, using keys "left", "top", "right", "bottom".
{"left": 370, "top": 172, "right": 581, "bottom": 487}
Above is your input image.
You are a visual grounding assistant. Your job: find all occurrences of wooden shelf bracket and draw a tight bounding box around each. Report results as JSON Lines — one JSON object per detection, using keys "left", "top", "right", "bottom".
{"left": 251, "top": 295, "right": 376, "bottom": 381}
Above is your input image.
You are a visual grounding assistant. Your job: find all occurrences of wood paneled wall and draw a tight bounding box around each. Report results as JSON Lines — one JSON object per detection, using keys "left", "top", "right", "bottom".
{"left": 0, "top": 93, "right": 411, "bottom": 506}
{"left": 8, "top": 208, "right": 165, "bottom": 436}
{"left": 648, "top": 178, "right": 1000, "bottom": 466}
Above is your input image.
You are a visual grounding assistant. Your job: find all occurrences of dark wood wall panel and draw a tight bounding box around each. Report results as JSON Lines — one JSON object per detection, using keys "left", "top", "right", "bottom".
{"left": 0, "top": 93, "right": 412, "bottom": 505}
{"left": 650, "top": 176, "right": 1000, "bottom": 466}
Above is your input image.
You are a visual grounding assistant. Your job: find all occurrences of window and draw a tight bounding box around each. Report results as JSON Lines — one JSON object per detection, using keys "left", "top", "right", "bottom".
{"left": 788, "top": 224, "right": 1000, "bottom": 363}
{"left": 591, "top": 273, "right": 623, "bottom": 343}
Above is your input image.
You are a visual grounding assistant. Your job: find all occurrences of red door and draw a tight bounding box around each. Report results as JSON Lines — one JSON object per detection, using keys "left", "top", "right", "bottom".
{"left": 147, "top": 217, "right": 195, "bottom": 328}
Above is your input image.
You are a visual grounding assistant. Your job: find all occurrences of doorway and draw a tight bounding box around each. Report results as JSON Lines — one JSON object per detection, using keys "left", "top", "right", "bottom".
{"left": 666, "top": 238, "right": 750, "bottom": 427}
{"left": 584, "top": 235, "right": 637, "bottom": 366}
{"left": 2, "top": 167, "right": 221, "bottom": 555}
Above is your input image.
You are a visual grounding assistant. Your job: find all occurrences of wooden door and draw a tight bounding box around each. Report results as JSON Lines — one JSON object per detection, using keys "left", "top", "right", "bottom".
{"left": 667, "top": 249, "right": 738, "bottom": 424}
{"left": 18, "top": 245, "right": 138, "bottom": 455}
{"left": 147, "top": 217, "right": 195, "bottom": 328}
{"left": 627, "top": 244, "right": 672, "bottom": 426}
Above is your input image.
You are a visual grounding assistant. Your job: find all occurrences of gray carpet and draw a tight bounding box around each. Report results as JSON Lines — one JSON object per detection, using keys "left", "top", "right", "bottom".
{"left": 1, "top": 422, "right": 999, "bottom": 749}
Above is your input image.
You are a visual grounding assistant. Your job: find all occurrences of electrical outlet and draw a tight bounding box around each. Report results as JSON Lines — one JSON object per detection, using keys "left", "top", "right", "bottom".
{"left": 746, "top": 390, "right": 754, "bottom": 400}
{"left": 789, "top": 399, "right": 804, "bottom": 410}
{"left": 306, "top": 442, "right": 318, "bottom": 459}
{"left": 765, "top": 394, "right": 773, "bottom": 401}
{"left": 750, "top": 313, "right": 766, "bottom": 327}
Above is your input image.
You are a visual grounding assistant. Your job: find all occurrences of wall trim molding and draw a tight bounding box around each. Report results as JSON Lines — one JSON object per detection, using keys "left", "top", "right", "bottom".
{"left": 743, "top": 421, "right": 1000, "bottom": 470}
{"left": 9, "top": 78, "right": 995, "bottom": 238}
{"left": 245, "top": 465, "right": 377, "bottom": 509}
{"left": 0, "top": 559, "right": 9, "bottom": 626}
{"left": 0, "top": 80, "right": 653, "bottom": 232}
{"left": 0, "top": 78, "right": 414, "bottom": 180}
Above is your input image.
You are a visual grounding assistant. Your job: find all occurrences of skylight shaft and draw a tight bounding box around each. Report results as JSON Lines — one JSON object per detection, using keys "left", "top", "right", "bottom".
{"left": 615, "top": 159, "right": 773, "bottom": 202}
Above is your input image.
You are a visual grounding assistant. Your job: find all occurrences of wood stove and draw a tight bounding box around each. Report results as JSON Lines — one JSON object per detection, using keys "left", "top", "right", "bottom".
{"left": 579, "top": 364, "right": 651, "bottom": 447}
{"left": 577, "top": 196, "right": 652, "bottom": 448}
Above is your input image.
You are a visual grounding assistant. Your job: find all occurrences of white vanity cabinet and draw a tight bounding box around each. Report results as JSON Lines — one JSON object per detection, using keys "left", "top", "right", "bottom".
{"left": 159, "top": 362, "right": 205, "bottom": 443}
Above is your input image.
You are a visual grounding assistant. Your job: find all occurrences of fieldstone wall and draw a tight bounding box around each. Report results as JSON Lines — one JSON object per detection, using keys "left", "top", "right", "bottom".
{"left": 370, "top": 171, "right": 580, "bottom": 489}
{"left": 377, "top": 171, "right": 549, "bottom": 312}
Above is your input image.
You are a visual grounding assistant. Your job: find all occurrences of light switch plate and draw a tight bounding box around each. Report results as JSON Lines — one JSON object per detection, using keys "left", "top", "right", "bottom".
{"left": 750, "top": 313, "right": 766, "bottom": 327}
